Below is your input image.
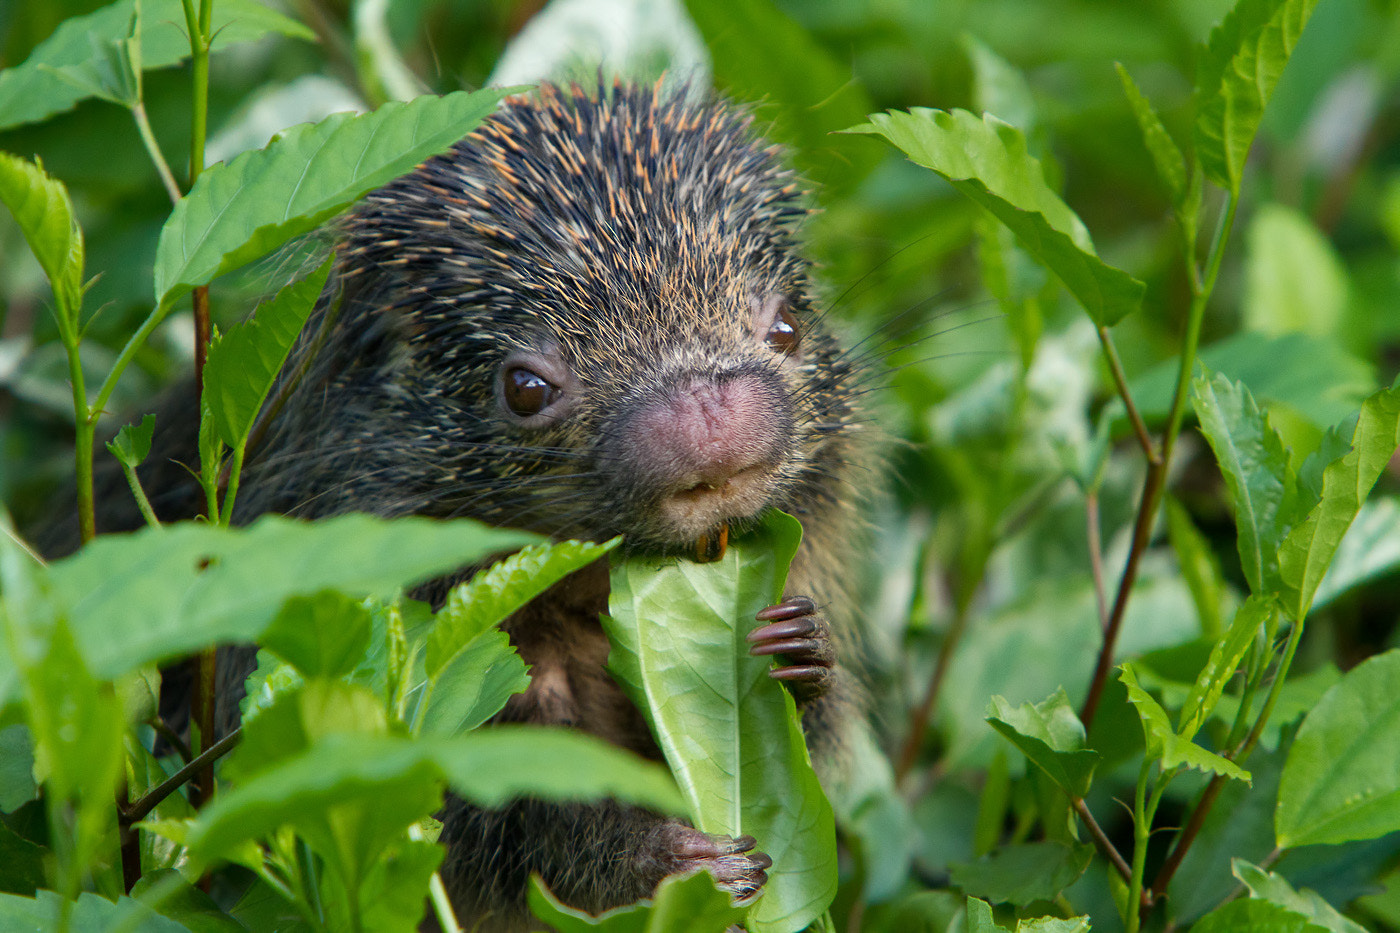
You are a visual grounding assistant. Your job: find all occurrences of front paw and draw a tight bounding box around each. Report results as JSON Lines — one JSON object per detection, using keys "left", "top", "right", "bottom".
{"left": 662, "top": 824, "right": 772, "bottom": 904}
{"left": 748, "top": 596, "right": 835, "bottom": 703}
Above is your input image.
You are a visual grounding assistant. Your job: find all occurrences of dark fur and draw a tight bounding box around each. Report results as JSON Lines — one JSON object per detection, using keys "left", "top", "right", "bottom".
{"left": 44, "top": 82, "right": 867, "bottom": 931}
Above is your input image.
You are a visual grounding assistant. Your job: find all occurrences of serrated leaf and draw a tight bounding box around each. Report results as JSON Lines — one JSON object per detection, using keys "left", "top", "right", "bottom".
{"left": 203, "top": 258, "right": 331, "bottom": 448}
{"left": 1233, "top": 859, "right": 1368, "bottom": 933}
{"left": 1178, "top": 595, "right": 1273, "bottom": 739}
{"left": 0, "top": 0, "right": 314, "bottom": 131}
{"left": 1313, "top": 498, "right": 1400, "bottom": 609}
{"left": 48, "top": 514, "right": 537, "bottom": 678}
{"left": 1276, "top": 379, "right": 1400, "bottom": 621}
{"left": 527, "top": 870, "right": 746, "bottom": 933}
{"left": 1116, "top": 62, "right": 1186, "bottom": 203}
{"left": 949, "top": 842, "right": 1092, "bottom": 908}
{"left": 0, "top": 890, "right": 191, "bottom": 932}
{"left": 1190, "top": 897, "right": 1326, "bottom": 933}
{"left": 1120, "top": 665, "right": 1250, "bottom": 783}
{"left": 1276, "top": 648, "right": 1400, "bottom": 848}
{"left": 153, "top": 88, "right": 511, "bottom": 306}
{"left": 986, "top": 689, "right": 1099, "bottom": 798}
{"left": 425, "top": 538, "right": 619, "bottom": 677}
{"left": 845, "top": 108, "right": 1144, "bottom": 326}
{"left": 186, "top": 727, "right": 684, "bottom": 864}
{"left": 0, "top": 151, "right": 85, "bottom": 334}
{"left": 604, "top": 512, "right": 836, "bottom": 933}
{"left": 106, "top": 413, "right": 156, "bottom": 468}
{"left": 1193, "top": 0, "right": 1322, "bottom": 191}
{"left": 1191, "top": 368, "right": 1293, "bottom": 595}
{"left": 417, "top": 629, "right": 529, "bottom": 736}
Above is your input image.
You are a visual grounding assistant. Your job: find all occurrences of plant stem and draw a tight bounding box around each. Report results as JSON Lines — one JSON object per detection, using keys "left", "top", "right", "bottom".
{"left": 1080, "top": 192, "right": 1241, "bottom": 730}
{"left": 184, "top": 0, "right": 213, "bottom": 401}
{"left": 118, "top": 461, "right": 162, "bottom": 528}
{"left": 1127, "top": 764, "right": 1173, "bottom": 933}
{"left": 1086, "top": 493, "right": 1108, "bottom": 631}
{"left": 67, "top": 344, "right": 96, "bottom": 543}
{"left": 190, "top": 649, "right": 218, "bottom": 806}
{"left": 219, "top": 442, "right": 245, "bottom": 525}
{"left": 130, "top": 101, "right": 182, "bottom": 205}
{"left": 1071, "top": 796, "right": 1132, "bottom": 884}
{"left": 124, "top": 728, "right": 240, "bottom": 823}
{"left": 896, "top": 594, "right": 971, "bottom": 783}
{"left": 1150, "top": 615, "right": 1303, "bottom": 900}
{"left": 1098, "top": 326, "right": 1156, "bottom": 461}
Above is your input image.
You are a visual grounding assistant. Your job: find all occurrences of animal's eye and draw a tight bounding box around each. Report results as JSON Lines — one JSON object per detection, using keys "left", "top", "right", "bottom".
{"left": 765, "top": 306, "right": 801, "bottom": 355}
{"left": 503, "top": 367, "right": 560, "bottom": 417}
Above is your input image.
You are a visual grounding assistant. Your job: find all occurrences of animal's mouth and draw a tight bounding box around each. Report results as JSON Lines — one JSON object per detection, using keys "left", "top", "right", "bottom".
{"left": 656, "top": 464, "right": 777, "bottom": 549}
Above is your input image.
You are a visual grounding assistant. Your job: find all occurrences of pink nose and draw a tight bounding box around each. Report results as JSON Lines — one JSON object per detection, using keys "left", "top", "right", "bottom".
{"left": 621, "top": 372, "right": 789, "bottom": 495}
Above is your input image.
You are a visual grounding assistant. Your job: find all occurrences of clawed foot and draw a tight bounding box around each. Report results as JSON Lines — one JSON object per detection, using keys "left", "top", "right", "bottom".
{"left": 668, "top": 825, "right": 772, "bottom": 903}
{"left": 748, "top": 595, "right": 835, "bottom": 703}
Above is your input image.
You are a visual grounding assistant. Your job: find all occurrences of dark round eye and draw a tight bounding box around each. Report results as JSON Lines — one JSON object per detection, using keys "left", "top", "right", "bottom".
{"left": 765, "top": 306, "right": 801, "bottom": 355}
{"left": 503, "top": 367, "right": 560, "bottom": 417}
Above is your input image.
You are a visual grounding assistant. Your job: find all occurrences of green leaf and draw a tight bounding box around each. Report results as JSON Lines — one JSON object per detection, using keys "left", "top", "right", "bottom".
{"left": 417, "top": 628, "right": 529, "bottom": 736}
{"left": 965, "top": 897, "right": 1007, "bottom": 933}
{"left": 0, "top": 151, "right": 85, "bottom": 333}
{"left": 1276, "top": 379, "right": 1400, "bottom": 621}
{"left": 1115, "top": 63, "right": 1186, "bottom": 203}
{"left": 203, "top": 258, "right": 331, "bottom": 448}
{"left": 188, "top": 727, "right": 684, "bottom": 864}
{"left": 48, "top": 514, "right": 537, "bottom": 677}
{"left": 949, "top": 842, "right": 1092, "bottom": 908}
{"left": 846, "top": 108, "right": 1144, "bottom": 326}
{"left": 0, "top": 724, "right": 36, "bottom": 811}
{"left": 1244, "top": 204, "right": 1348, "bottom": 339}
{"left": 682, "top": 0, "right": 878, "bottom": 194}
{"left": 1312, "top": 498, "right": 1400, "bottom": 609}
{"left": 261, "top": 590, "right": 372, "bottom": 679}
{"left": 1120, "top": 664, "right": 1250, "bottom": 782}
{"left": 425, "top": 538, "right": 618, "bottom": 677}
{"left": 1190, "top": 897, "right": 1325, "bottom": 933}
{"left": 1190, "top": 368, "right": 1293, "bottom": 595}
{"left": 1233, "top": 859, "right": 1368, "bottom": 933}
{"left": 1165, "top": 497, "right": 1228, "bottom": 638}
{"left": 604, "top": 512, "right": 836, "bottom": 933}
{"left": 528, "top": 870, "right": 746, "bottom": 932}
{"left": 0, "top": 890, "right": 191, "bottom": 932}
{"left": 153, "top": 88, "right": 511, "bottom": 307}
{"left": 106, "top": 413, "right": 155, "bottom": 469}
{"left": 1127, "top": 331, "right": 1375, "bottom": 432}
{"left": 1178, "top": 595, "right": 1273, "bottom": 739}
{"left": 1276, "top": 648, "right": 1400, "bottom": 848}
{"left": 1193, "top": 0, "right": 1322, "bottom": 191}
{"left": 985, "top": 689, "right": 1099, "bottom": 798}
{"left": 0, "top": 0, "right": 314, "bottom": 131}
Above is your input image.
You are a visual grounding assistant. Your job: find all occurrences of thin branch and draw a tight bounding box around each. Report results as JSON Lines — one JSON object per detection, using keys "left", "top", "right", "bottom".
{"left": 124, "top": 728, "right": 241, "bottom": 824}
{"left": 1072, "top": 796, "right": 1132, "bottom": 884}
{"left": 1097, "top": 325, "right": 1157, "bottom": 462}
{"left": 895, "top": 600, "right": 971, "bottom": 783}
{"left": 130, "top": 101, "right": 181, "bottom": 205}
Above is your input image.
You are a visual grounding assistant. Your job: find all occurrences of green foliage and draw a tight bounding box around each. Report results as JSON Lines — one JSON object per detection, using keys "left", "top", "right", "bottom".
{"left": 2, "top": 0, "right": 1399, "bottom": 929}
{"left": 605, "top": 513, "right": 836, "bottom": 933}
{"left": 153, "top": 88, "right": 510, "bottom": 308}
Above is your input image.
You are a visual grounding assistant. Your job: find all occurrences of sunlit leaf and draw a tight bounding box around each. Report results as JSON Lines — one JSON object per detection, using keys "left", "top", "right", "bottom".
{"left": 106, "top": 413, "right": 155, "bottom": 469}
{"left": 1120, "top": 665, "right": 1250, "bottom": 782}
{"left": 1178, "top": 595, "right": 1273, "bottom": 739}
{"left": 605, "top": 512, "right": 836, "bottom": 933}
{"left": 1233, "top": 859, "right": 1368, "bottom": 933}
{"left": 0, "top": 0, "right": 314, "bottom": 131}
{"left": 153, "top": 88, "right": 511, "bottom": 306}
{"left": 527, "top": 870, "right": 745, "bottom": 932}
{"left": 1190, "top": 368, "right": 1292, "bottom": 596}
{"left": 986, "top": 690, "right": 1099, "bottom": 798}
{"left": 1193, "top": 0, "right": 1322, "bottom": 191}
{"left": 0, "top": 151, "right": 85, "bottom": 334}
{"left": 846, "top": 108, "right": 1144, "bottom": 326}
{"left": 1276, "top": 378, "right": 1400, "bottom": 621}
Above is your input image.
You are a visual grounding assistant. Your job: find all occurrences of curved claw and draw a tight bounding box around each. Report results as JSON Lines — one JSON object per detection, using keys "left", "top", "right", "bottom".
{"left": 749, "top": 594, "right": 835, "bottom": 702}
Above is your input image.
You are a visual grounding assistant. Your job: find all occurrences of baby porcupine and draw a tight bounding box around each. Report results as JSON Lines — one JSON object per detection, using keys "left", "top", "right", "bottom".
{"left": 78, "top": 81, "right": 867, "bottom": 930}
